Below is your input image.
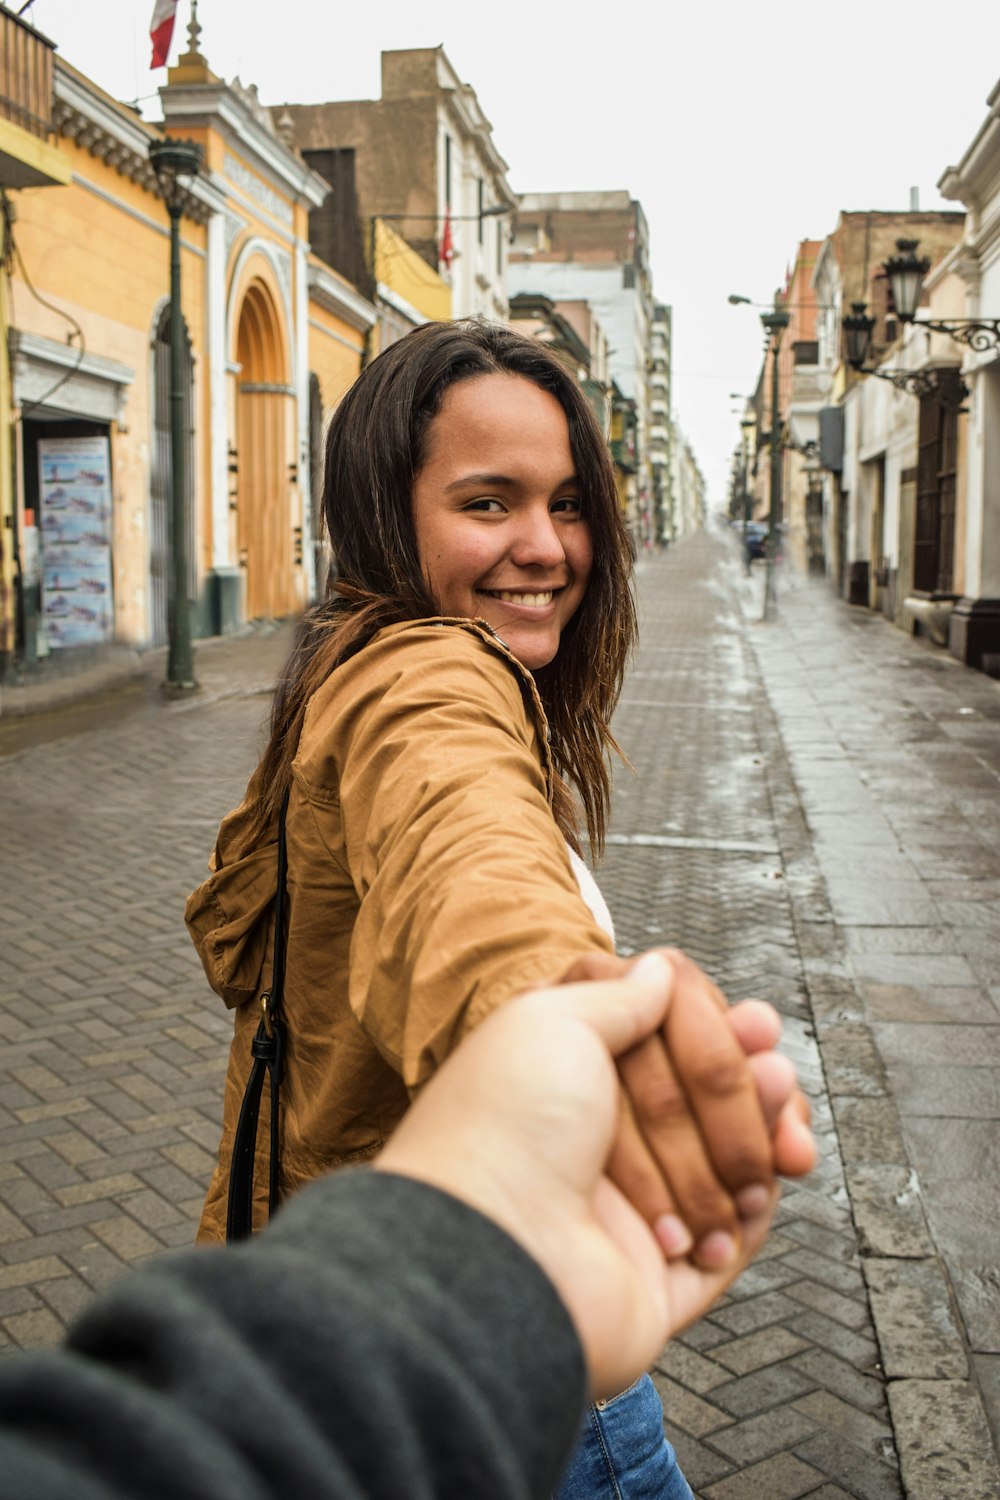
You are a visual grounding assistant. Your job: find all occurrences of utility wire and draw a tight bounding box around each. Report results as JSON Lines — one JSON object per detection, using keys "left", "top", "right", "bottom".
{"left": 2, "top": 193, "right": 87, "bottom": 417}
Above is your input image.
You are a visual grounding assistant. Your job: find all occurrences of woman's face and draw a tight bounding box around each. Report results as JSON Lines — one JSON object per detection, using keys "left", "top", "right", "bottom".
{"left": 411, "top": 374, "right": 593, "bottom": 671}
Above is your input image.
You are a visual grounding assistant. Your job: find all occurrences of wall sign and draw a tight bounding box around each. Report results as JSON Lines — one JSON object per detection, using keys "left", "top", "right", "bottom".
{"left": 38, "top": 436, "right": 114, "bottom": 649}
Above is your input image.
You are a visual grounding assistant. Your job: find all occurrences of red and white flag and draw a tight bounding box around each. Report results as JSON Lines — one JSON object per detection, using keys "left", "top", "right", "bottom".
{"left": 150, "top": 0, "right": 178, "bottom": 69}
{"left": 439, "top": 207, "right": 454, "bottom": 271}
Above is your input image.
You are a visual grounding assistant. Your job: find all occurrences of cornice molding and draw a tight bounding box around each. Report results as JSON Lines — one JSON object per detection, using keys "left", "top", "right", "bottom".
{"left": 938, "top": 111, "right": 1000, "bottom": 211}
{"left": 10, "top": 327, "right": 134, "bottom": 386}
{"left": 161, "top": 82, "right": 330, "bottom": 209}
{"left": 53, "top": 60, "right": 214, "bottom": 224}
{"left": 308, "top": 263, "right": 377, "bottom": 332}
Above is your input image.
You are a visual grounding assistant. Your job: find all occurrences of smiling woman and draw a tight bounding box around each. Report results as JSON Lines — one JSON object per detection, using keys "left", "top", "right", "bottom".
{"left": 187, "top": 321, "right": 716, "bottom": 1498}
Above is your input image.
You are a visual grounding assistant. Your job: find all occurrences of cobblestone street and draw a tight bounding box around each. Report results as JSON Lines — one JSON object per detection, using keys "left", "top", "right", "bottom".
{"left": 2, "top": 533, "right": 998, "bottom": 1498}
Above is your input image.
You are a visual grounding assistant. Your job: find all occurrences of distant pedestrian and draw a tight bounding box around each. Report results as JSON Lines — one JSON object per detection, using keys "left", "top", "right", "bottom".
{"left": 187, "top": 321, "right": 811, "bottom": 1500}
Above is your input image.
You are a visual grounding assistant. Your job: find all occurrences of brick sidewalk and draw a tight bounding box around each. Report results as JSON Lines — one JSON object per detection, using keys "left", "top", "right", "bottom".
{"left": 745, "top": 551, "right": 1000, "bottom": 1499}
{"left": 1, "top": 536, "right": 997, "bottom": 1496}
{"left": 612, "top": 538, "right": 903, "bottom": 1498}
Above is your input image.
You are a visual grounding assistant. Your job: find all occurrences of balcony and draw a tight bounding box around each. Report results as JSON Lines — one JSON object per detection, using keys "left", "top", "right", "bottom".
{"left": 0, "top": 6, "right": 67, "bottom": 188}
{"left": 1, "top": 5, "right": 56, "bottom": 137}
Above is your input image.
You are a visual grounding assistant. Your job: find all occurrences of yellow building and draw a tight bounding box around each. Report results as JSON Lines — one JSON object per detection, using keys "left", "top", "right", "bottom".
{"left": 373, "top": 216, "right": 451, "bottom": 348}
{"left": 0, "top": 4, "right": 71, "bottom": 670}
{"left": 1, "top": 9, "right": 374, "bottom": 671}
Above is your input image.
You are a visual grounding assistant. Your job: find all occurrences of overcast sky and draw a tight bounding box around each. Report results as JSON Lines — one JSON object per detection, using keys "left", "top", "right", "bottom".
{"left": 26, "top": 0, "right": 1000, "bottom": 504}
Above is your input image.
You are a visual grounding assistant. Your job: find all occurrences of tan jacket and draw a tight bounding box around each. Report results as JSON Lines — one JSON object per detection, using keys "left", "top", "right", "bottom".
{"left": 186, "top": 619, "right": 613, "bottom": 1241}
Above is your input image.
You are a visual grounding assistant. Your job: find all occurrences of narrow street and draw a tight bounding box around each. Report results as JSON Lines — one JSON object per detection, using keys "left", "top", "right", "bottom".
{"left": 1, "top": 533, "right": 998, "bottom": 1498}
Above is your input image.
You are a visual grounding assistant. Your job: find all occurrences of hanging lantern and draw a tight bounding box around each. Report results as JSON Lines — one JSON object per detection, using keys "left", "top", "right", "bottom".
{"left": 842, "top": 302, "right": 876, "bottom": 370}
{"left": 884, "top": 239, "right": 931, "bottom": 323}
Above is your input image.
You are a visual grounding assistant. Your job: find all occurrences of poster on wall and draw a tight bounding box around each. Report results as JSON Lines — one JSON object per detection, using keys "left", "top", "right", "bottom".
{"left": 38, "top": 436, "right": 113, "bottom": 649}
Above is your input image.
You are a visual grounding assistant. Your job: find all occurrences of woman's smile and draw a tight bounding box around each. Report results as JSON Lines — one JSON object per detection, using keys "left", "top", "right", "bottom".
{"left": 412, "top": 374, "right": 593, "bottom": 671}
{"left": 480, "top": 588, "right": 556, "bottom": 608}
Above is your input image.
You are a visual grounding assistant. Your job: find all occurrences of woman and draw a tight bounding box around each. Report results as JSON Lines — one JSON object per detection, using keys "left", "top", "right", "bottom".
{"left": 187, "top": 321, "right": 800, "bottom": 1499}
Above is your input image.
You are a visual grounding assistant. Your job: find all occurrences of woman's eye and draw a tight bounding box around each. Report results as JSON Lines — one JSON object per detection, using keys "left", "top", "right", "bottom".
{"left": 463, "top": 497, "right": 504, "bottom": 513}
{"left": 552, "top": 496, "right": 582, "bottom": 515}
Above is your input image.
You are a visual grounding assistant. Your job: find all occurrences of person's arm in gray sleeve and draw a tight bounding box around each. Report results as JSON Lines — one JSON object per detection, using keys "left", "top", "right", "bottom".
{"left": 0, "top": 1172, "right": 586, "bottom": 1500}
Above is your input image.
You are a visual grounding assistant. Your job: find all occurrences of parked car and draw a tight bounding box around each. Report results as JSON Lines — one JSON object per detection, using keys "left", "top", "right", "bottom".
{"left": 743, "top": 523, "right": 769, "bottom": 564}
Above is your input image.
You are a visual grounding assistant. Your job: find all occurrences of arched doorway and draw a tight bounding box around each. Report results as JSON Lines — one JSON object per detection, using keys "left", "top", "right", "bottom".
{"left": 234, "top": 280, "right": 296, "bottom": 619}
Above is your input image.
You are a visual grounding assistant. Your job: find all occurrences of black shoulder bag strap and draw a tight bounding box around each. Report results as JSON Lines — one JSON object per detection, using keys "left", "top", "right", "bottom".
{"left": 226, "top": 786, "right": 290, "bottom": 1244}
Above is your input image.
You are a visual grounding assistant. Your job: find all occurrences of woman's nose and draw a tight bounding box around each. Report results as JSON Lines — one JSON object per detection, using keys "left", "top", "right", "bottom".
{"left": 510, "top": 507, "right": 566, "bottom": 568}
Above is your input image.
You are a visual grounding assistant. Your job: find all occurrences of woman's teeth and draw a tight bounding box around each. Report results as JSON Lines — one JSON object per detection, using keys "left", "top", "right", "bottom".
{"left": 487, "top": 590, "right": 553, "bottom": 607}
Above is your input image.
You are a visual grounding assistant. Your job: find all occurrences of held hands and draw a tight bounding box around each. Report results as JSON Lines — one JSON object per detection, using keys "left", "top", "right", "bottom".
{"left": 375, "top": 956, "right": 814, "bottom": 1399}
{"left": 561, "top": 948, "right": 815, "bottom": 1267}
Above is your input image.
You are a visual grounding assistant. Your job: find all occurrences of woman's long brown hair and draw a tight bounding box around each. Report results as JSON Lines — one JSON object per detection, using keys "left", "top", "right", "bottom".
{"left": 244, "top": 320, "right": 637, "bottom": 855}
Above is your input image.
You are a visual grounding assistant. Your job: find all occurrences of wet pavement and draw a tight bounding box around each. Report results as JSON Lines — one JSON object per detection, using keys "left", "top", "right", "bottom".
{"left": 1, "top": 533, "right": 998, "bottom": 1498}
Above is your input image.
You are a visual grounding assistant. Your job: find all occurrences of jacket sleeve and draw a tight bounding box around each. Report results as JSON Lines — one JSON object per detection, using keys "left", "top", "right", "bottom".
{"left": 295, "top": 624, "right": 614, "bottom": 1087}
{"left": 0, "top": 1172, "right": 586, "bottom": 1500}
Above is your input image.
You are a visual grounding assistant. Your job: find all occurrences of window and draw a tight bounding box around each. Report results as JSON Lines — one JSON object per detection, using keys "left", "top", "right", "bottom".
{"left": 478, "top": 179, "right": 484, "bottom": 245}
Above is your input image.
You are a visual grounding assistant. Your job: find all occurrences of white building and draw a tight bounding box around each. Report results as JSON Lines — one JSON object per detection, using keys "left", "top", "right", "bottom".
{"left": 939, "top": 78, "right": 1000, "bottom": 671}
{"left": 671, "top": 423, "right": 706, "bottom": 539}
{"left": 509, "top": 191, "right": 656, "bottom": 539}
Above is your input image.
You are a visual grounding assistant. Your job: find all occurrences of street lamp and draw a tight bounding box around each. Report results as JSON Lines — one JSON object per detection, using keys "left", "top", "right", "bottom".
{"left": 760, "top": 306, "right": 790, "bottom": 620}
{"left": 842, "top": 301, "right": 876, "bottom": 371}
{"left": 729, "top": 294, "right": 790, "bottom": 617}
{"left": 883, "top": 237, "right": 1000, "bottom": 354}
{"left": 149, "top": 135, "right": 203, "bottom": 692}
{"left": 884, "top": 240, "right": 930, "bottom": 322}
{"left": 739, "top": 415, "right": 755, "bottom": 545}
{"left": 841, "top": 299, "right": 968, "bottom": 412}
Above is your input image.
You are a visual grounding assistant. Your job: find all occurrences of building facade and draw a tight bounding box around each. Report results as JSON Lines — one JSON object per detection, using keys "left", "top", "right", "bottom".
{"left": 939, "top": 77, "right": 1000, "bottom": 671}
{"left": 509, "top": 190, "right": 656, "bottom": 541}
{"left": 809, "top": 209, "right": 965, "bottom": 603}
{"left": 671, "top": 423, "right": 707, "bottom": 538}
{"left": 282, "top": 47, "right": 515, "bottom": 344}
{"left": 0, "top": 3, "right": 71, "bottom": 670}
{"left": 1, "top": 12, "right": 374, "bottom": 676}
{"left": 649, "top": 303, "right": 674, "bottom": 543}
{"left": 781, "top": 242, "right": 824, "bottom": 575}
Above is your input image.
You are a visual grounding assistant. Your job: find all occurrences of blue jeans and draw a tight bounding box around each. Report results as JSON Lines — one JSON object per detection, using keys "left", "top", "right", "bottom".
{"left": 554, "top": 1374, "right": 693, "bottom": 1499}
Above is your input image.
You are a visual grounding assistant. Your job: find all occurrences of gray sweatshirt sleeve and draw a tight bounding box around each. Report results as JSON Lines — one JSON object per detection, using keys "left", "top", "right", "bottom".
{"left": 0, "top": 1171, "right": 587, "bottom": 1500}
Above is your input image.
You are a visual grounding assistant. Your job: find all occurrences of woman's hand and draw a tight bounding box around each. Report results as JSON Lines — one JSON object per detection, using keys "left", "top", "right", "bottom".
{"left": 376, "top": 961, "right": 787, "bottom": 1399}
{"left": 560, "top": 948, "right": 815, "bottom": 1266}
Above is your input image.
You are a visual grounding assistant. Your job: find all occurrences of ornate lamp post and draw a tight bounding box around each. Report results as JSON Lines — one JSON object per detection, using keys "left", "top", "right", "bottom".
{"left": 760, "top": 306, "right": 790, "bottom": 620}
{"left": 884, "top": 238, "right": 1000, "bottom": 354}
{"left": 841, "top": 299, "right": 968, "bottom": 412}
{"left": 149, "top": 135, "right": 203, "bottom": 691}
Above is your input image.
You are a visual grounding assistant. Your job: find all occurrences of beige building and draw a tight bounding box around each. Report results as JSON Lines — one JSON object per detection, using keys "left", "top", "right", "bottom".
{"left": 671, "top": 423, "right": 706, "bottom": 539}
{"left": 811, "top": 209, "right": 965, "bottom": 600}
{"left": 282, "top": 47, "right": 515, "bottom": 343}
